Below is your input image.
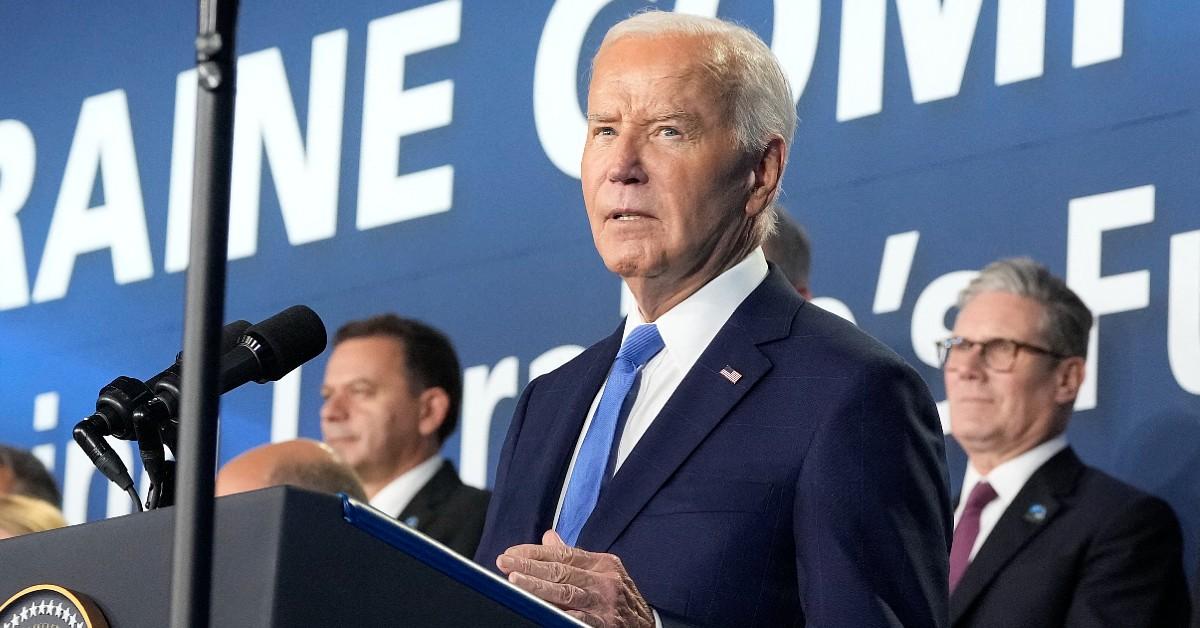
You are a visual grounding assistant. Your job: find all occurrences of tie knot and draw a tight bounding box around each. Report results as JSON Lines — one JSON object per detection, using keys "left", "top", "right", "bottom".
{"left": 964, "top": 481, "right": 998, "bottom": 511}
{"left": 617, "top": 324, "right": 664, "bottom": 368}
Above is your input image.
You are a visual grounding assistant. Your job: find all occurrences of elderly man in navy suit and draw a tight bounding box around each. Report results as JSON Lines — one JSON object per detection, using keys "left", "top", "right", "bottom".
{"left": 940, "top": 258, "right": 1189, "bottom": 627}
{"left": 475, "top": 11, "right": 951, "bottom": 627}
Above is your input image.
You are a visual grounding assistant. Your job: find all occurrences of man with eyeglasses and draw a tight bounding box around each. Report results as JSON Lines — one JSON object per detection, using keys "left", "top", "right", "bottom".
{"left": 938, "top": 257, "right": 1189, "bottom": 627}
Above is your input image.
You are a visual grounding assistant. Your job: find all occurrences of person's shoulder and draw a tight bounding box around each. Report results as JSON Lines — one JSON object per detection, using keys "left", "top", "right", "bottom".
{"left": 776, "top": 299, "right": 923, "bottom": 382}
{"left": 1073, "top": 463, "right": 1180, "bottom": 522}
{"left": 437, "top": 469, "right": 491, "bottom": 512}
{"left": 450, "top": 483, "right": 491, "bottom": 510}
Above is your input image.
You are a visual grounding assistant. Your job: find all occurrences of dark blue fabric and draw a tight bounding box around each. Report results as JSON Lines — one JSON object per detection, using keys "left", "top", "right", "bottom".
{"left": 476, "top": 268, "right": 953, "bottom": 627}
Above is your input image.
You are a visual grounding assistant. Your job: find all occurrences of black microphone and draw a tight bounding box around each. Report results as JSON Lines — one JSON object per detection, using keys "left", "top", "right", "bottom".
{"left": 74, "top": 307, "right": 325, "bottom": 510}
{"left": 136, "top": 320, "right": 251, "bottom": 509}
{"left": 217, "top": 305, "right": 327, "bottom": 393}
{"left": 72, "top": 375, "right": 160, "bottom": 511}
{"left": 136, "top": 320, "right": 251, "bottom": 454}
{"left": 135, "top": 305, "right": 324, "bottom": 459}
{"left": 73, "top": 320, "right": 252, "bottom": 510}
{"left": 139, "top": 307, "right": 324, "bottom": 509}
{"left": 77, "top": 321, "right": 252, "bottom": 441}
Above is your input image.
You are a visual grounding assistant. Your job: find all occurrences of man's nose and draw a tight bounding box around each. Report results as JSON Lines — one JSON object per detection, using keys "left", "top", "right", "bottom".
{"left": 320, "top": 392, "right": 346, "bottom": 422}
{"left": 946, "top": 344, "right": 986, "bottom": 380}
{"left": 607, "top": 134, "right": 648, "bottom": 184}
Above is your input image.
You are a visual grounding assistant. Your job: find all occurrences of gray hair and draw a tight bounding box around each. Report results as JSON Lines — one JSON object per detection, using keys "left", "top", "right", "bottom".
{"left": 958, "top": 257, "right": 1093, "bottom": 358}
{"left": 599, "top": 11, "right": 796, "bottom": 243}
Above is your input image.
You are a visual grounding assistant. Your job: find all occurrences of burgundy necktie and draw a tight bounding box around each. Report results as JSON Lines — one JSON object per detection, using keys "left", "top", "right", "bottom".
{"left": 949, "top": 481, "right": 998, "bottom": 592}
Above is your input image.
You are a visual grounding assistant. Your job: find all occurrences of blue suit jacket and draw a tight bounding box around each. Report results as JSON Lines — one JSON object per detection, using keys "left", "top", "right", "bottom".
{"left": 476, "top": 269, "right": 952, "bottom": 627}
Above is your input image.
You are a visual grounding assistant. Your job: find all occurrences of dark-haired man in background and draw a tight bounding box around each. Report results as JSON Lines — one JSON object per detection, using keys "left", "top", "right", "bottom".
{"left": 320, "top": 314, "right": 489, "bottom": 558}
{"left": 0, "top": 444, "right": 61, "bottom": 507}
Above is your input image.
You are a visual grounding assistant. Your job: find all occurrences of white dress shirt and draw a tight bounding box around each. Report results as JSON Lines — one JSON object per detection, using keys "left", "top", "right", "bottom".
{"left": 553, "top": 248, "right": 769, "bottom": 526}
{"left": 369, "top": 453, "right": 445, "bottom": 518}
{"left": 954, "top": 435, "right": 1069, "bottom": 560}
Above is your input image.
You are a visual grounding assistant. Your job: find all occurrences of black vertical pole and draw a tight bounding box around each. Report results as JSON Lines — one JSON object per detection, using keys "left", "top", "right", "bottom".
{"left": 170, "top": 1, "right": 239, "bottom": 627}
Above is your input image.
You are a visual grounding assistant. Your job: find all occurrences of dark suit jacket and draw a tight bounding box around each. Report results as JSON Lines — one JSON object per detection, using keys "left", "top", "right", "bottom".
{"left": 1192, "top": 564, "right": 1200, "bottom": 628}
{"left": 950, "top": 447, "right": 1190, "bottom": 627}
{"left": 1193, "top": 565, "right": 1200, "bottom": 628}
{"left": 475, "top": 269, "right": 952, "bottom": 627}
{"left": 397, "top": 460, "right": 490, "bottom": 558}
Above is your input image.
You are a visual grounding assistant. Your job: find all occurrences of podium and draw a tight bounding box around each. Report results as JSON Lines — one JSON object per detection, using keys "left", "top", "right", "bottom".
{"left": 0, "top": 487, "right": 580, "bottom": 626}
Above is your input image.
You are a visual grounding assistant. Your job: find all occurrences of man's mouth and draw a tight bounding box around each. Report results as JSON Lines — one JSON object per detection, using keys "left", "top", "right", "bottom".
{"left": 609, "top": 209, "right": 651, "bottom": 221}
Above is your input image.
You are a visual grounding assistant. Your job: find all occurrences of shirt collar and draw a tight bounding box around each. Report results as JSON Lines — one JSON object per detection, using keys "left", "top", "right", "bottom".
{"left": 624, "top": 248, "right": 769, "bottom": 371}
{"left": 368, "top": 453, "right": 445, "bottom": 517}
{"left": 962, "top": 434, "right": 1069, "bottom": 503}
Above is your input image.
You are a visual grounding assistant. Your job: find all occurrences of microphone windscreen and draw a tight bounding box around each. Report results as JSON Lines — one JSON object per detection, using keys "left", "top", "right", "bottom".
{"left": 244, "top": 305, "right": 327, "bottom": 381}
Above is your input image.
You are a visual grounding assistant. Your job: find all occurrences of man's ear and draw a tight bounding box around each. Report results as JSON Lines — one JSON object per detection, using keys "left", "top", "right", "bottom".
{"left": 1054, "top": 356, "right": 1086, "bottom": 405}
{"left": 417, "top": 387, "right": 450, "bottom": 438}
{"left": 745, "top": 137, "right": 786, "bottom": 217}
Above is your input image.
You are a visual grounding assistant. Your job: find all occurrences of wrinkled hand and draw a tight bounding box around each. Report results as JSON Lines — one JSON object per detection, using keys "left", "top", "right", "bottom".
{"left": 498, "top": 530, "right": 654, "bottom": 628}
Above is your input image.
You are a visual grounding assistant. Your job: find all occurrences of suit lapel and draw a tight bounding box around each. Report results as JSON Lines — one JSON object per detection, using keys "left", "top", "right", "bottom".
{"left": 524, "top": 324, "right": 624, "bottom": 535}
{"left": 398, "top": 460, "right": 454, "bottom": 528}
{"left": 949, "top": 448, "right": 1085, "bottom": 623}
{"left": 576, "top": 270, "right": 799, "bottom": 552}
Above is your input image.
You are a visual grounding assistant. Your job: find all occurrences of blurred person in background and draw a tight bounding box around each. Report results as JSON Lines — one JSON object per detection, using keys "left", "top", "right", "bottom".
{"left": 321, "top": 314, "right": 489, "bottom": 558}
{"left": 940, "top": 257, "right": 1189, "bottom": 627}
{"left": 215, "top": 438, "right": 367, "bottom": 501}
{"left": 0, "top": 444, "right": 61, "bottom": 507}
{"left": 0, "top": 493, "right": 67, "bottom": 539}
{"left": 762, "top": 209, "right": 812, "bottom": 299}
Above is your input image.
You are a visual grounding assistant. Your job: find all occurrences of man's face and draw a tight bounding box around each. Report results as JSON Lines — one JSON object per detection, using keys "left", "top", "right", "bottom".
{"left": 581, "top": 34, "right": 764, "bottom": 286}
{"left": 946, "top": 291, "right": 1077, "bottom": 464}
{"left": 320, "top": 336, "right": 426, "bottom": 484}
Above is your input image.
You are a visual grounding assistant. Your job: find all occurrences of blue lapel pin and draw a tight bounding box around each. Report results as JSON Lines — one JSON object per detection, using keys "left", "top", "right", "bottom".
{"left": 1024, "top": 503, "right": 1047, "bottom": 523}
{"left": 404, "top": 515, "right": 420, "bottom": 528}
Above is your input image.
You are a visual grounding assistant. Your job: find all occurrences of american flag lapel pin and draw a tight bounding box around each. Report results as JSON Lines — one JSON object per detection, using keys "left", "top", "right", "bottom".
{"left": 719, "top": 365, "right": 742, "bottom": 384}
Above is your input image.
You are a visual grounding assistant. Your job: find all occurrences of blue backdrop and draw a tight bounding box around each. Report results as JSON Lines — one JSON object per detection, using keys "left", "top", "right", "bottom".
{"left": 1, "top": 1, "right": 1196, "bottom": 576}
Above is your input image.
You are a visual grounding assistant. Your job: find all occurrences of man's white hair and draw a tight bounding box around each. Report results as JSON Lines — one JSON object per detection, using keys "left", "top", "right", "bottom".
{"left": 599, "top": 11, "right": 797, "bottom": 242}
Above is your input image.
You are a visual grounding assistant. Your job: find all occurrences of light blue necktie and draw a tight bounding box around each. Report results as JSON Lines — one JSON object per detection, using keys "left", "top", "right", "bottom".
{"left": 556, "top": 324, "right": 664, "bottom": 546}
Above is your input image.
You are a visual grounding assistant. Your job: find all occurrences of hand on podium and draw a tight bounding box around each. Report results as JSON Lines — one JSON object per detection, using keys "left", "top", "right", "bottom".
{"left": 497, "top": 530, "right": 654, "bottom": 628}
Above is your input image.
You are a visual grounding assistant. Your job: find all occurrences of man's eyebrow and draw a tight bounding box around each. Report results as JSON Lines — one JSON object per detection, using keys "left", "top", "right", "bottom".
{"left": 586, "top": 111, "right": 700, "bottom": 125}
{"left": 327, "top": 377, "right": 375, "bottom": 390}
{"left": 644, "top": 111, "right": 698, "bottom": 125}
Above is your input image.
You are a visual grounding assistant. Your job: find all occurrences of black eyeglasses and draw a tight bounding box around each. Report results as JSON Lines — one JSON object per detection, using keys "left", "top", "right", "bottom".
{"left": 936, "top": 336, "right": 1067, "bottom": 372}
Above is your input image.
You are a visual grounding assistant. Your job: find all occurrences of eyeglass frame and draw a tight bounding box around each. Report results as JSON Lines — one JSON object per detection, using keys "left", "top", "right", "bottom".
{"left": 935, "top": 336, "right": 1068, "bottom": 372}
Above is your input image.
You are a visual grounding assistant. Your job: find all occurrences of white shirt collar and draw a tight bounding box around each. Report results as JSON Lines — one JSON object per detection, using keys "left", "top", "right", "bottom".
{"left": 368, "top": 453, "right": 445, "bottom": 518}
{"left": 960, "top": 434, "right": 1069, "bottom": 507}
{"left": 554, "top": 249, "right": 769, "bottom": 528}
{"left": 623, "top": 247, "right": 769, "bottom": 372}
